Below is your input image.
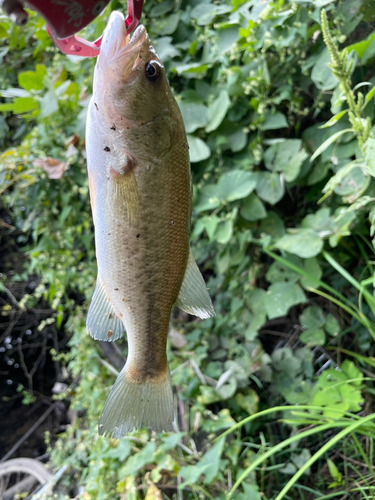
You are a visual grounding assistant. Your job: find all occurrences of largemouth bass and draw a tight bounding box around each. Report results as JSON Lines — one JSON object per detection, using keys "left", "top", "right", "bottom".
{"left": 86, "top": 11, "right": 215, "bottom": 437}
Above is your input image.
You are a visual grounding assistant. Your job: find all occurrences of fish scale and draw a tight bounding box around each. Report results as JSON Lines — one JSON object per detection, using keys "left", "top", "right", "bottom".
{"left": 86, "top": 11, "right": 214, "bottom": 437}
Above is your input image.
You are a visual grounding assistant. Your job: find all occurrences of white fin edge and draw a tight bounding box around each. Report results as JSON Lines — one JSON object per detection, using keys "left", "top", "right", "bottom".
{"left": 99, "top": 366, "right": 174, "bottom": 437}
{"left": 87, "top": 278, "right": 125, "bottom": 342}
{"left": 175, "top": 249, "right": 215, "bottom": 319}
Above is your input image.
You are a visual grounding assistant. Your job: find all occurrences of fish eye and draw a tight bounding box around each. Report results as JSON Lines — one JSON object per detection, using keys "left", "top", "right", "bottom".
{"left": 145, "top": 60, "right": 162, "bottom": 83}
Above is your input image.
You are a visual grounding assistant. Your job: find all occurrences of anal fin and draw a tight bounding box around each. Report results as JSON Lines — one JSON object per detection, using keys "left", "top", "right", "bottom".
{"left": 87, "top": 277, "right": 125, "bottom": 341}
{"left": 175, "top": 249, "right": 215, "bottom": 319}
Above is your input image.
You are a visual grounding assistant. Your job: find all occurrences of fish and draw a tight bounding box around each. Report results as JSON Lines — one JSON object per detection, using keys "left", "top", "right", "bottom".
{"left": 85, "top": 11, "right": 215, "bottom": 438}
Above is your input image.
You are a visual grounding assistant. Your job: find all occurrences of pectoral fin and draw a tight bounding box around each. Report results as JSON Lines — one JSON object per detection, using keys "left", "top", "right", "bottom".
{"left": 175, "top": 249, "right": 215, "bottom": 319}
{"left": 87, "top": 278, "right": 125, "bottom": 341}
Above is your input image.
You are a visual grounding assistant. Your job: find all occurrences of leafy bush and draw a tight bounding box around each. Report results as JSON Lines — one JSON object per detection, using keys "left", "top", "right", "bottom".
{"left": 1, "top": 0, "right": 375, "bottom": 498}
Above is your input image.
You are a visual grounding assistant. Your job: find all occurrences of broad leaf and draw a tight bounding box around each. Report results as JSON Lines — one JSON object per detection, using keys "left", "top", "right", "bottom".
{"left": 217, "top": 170, "right": 258, "bottom": 202}
{"left": 241, "top": 193, "right": 267, "bottom": 221}
{"left": 256, "top": 172, "right": 284, "bottom": 205}
{"left": 275, "top": 229, "right": 323, "bottom": 258}
{"left": 206, "top": 90, "right": 231, "bottom": 132}
{"left": 264, "top": 282, "right": 306, "bottom": 319}
{"left": 179, "top": 102, "right": 208, "bottom": 133}
{"left": 187, "top": 135, "right": 211, "bottom": 163}
{"left": 300, "top": 328, "right": 326, "bottom": 346}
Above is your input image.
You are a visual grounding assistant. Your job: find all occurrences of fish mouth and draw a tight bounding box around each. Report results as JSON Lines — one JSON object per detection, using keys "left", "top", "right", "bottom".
{"left": 98, "top": 12, "right": 147, "bottom": 78}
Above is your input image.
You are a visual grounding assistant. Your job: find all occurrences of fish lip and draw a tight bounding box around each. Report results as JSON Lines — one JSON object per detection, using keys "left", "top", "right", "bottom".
{"left": 98, "top": 11, "right": 147, "bottom": 68}
{"left": 110, "top": 24, "right": 147, "bottom": 62}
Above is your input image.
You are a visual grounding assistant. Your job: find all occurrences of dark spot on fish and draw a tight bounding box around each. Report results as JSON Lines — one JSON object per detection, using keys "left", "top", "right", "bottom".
{"left": 107, "top": 330, "right": 113, "bottom": 339}
{"left": 126, "top": 127, "right": 129, "bottom": 130}
{"left": 114, "top": 288, "right": 119, "bottom": 291}
{"left": 109, "top": 313, "right": 114, "bottom": 320}
{"left": 110, "top": 124, "right": 116, "bottom": 131}
{"left": 108, "top": 233, "right": 111, "bottom": 235}
{"left": 104, "top": 146, "right": 111, "bottom": 152}
{"left": 136, "top": 234, "right": 140, "bottom": 239}
{"left": 94, "top": 102, "right": 98, "bottom": 110}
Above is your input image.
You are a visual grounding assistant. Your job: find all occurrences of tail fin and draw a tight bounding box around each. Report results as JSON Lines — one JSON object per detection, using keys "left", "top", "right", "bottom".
{"left": 98, "top": 365, "right": 174, "bottom": 437}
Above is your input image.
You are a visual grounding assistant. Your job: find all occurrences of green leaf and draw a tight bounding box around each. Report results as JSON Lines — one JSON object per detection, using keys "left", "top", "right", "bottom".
{"left": 195, "top": 184, "right": 220, "bottom": 212}
{"left": 319, "top": 110, "right": 349, "bottom": 128}
{"left": 190, "top": 3, "right": 232, "bottom": 26}
{"left": 365, "top": 85, "right": 375, "bottom": 103}
{"left": 119, "top": 442, "right": 156, "bottom": 477}
{"left": 218, "top": 170, "right": 258, "bottom": 202}
{"left": 363, "top": 137, "right": 375, "bottom": 176}
{"left": 179, "top": 102, "right": 207, "bottom": 133}
{"left": 180, "top": 438, "right": 225, "bottom": 486}
{"left": 235, "top": 390, "right": 259, "bottom": 415}
{"left": 174, "top": 62, "right": 209, "bottom": 76}
{"left": 102, "top": 439, "right": 131, "bottom": 461}
{"left": 0, "top": 88, "right": 30, "bottom": 98}
{"left": 325, "top": 313, "right": 340, "bottom": 337}
{"left": 202, "top": 215, "right": 219, "bottom": 240}
{"left": 347, "top": 31, "right": 375, "bottom": 58}
{"left": 199, "top": 437, "right": 225, "bottom": 484}
{"left": 153, "top": 36, "right": 181, "bottom": 60}
{"left": 300, "top": 328, "right": 326, "bottom": 346}
{"left": 228, "top": 128, "right": 247, "bottom": 152}
{"left": 341, "top": 360, "right": 363, "bottom": 387}
{"left": 332, "top": 169, "right": 369, "bottom": 199}
{"left": 215, "top": 219, "right": 233, "bottom": 244}
{"left": 301, "top": 208, "right": 333, "bottom": 234}
{"left": 260, "top": 111, "right": 288, "bottom": 131}
{"left": 321, "top": 160, "right": 362, "bottom": 197}
{"left": 2, "top": 97, "right": 38, "bottom": 114}
{"left": 260, "top": 211, "right": 286, "bottom": 239}
{"left": 150, "top": 1, "right": 174, "bottom": 16}
{"left": 340, "top": 383, "right": 364, "bottom": 412}
{"left": 241, "top": 193, "right": 267, "bottom": 221}
{"left": 307, "top": 161, "right": 329, "bottom": 185}
{"left": 206, "top": 90, "right": 231, "bottom": 132}
{"left": 154, "top": 13, "right": 180, "bottom": 35}
{"left": 256, "top": 172, "right": 284, "bottom": 205}
{"left": 187, "top": 135, "right": 211, "bottom": 163}
{"left": 266, "top": 255, "right": 301, "bottom": 284}
{"left": 0, "top": 25, "right": 8, "bottom": 39}
{"left": 300, "top": 306, "right": 325, "bottom": 329}
{"left": 263, "top": 139, "right": 308, "bottom": 182}
{"left": 217, "top": 26, "right": 240, "bottom": 53}
{"left": 275, "top": 229, "right": 323, "bottom": 258}
{"left": 161, "top": 432, "right": 186, "bottom": 451}
{"left": 327, "top": 458, "right": 341, "bottom": 482}
{"left": 41, "top": 90, "right": 59, "bottom": 117}
{"left": 310, "top": 129, "right": 354, "bottom": 162}
{"left": 264, "top": 282, "right": 306, "bottom": 319}
{"left": 311, "top": 48, "right": 338, "bottom": 90}
{"left": 300, "top": 257, "right": 322, "bottom": 290}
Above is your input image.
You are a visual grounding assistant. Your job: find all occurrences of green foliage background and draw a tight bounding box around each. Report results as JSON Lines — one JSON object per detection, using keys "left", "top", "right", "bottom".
{"left": 1, "top": 0, "right": 375, "bottom": 498}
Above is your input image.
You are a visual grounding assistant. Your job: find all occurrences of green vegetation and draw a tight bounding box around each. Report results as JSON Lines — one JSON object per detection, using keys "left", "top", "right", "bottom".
{"left": 1, "top": 0, "right": 375, "bottom": 498}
